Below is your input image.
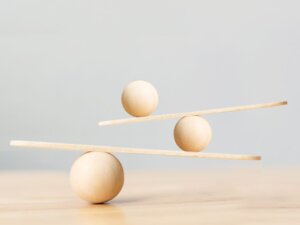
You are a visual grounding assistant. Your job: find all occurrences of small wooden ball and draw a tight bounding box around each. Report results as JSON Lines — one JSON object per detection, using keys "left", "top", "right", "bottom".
{"left": 173, "top": 116, "right": 212, "bottom": 152}
{"left": 70, "top": 152, "right": 124, "bottom": 204}
{"left": 121, "top": 80, "right": 159, "bottom": 117}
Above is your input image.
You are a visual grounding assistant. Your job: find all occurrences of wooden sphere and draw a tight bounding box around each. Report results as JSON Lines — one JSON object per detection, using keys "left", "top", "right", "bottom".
{"left": 173, "top": 116, "right": 212, "bottom": 152}
{"left": 70, "top": 152, "right": 124, "bottom": 204}
{"left": 121, "top": 80, "right": 159, "bottom": 117}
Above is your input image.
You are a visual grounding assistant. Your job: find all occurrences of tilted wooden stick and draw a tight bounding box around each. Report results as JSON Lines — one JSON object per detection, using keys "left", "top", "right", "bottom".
{"left": 99, "top": 101, "right": 287, "bottom": 126}
{"left": 10, "top": 140, "right": 261, "bottom": 161}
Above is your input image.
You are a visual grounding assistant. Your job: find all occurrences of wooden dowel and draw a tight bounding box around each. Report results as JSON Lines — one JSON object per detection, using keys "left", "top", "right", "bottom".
{"left": 99, "top": 101, "right": 287, "bottom": 126}
{"left": 10, "top": 140, "right": 261, "bottom": 161}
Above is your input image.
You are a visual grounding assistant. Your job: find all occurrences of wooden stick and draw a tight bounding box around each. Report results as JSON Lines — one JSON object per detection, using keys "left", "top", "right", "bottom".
{"left": 10, "top": 140, "right": 261, "bottom": 161}
{"left": 99, "top": 101, "right": 287, "bottom": 126}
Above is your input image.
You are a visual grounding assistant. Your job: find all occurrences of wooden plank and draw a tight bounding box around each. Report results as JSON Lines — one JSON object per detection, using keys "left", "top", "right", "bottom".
{"left": 0, "top": 169, "right": 299, "bottom": 225}
{"left": 99, "top": 101, "right": 288, "bottom": 126}
{"left": 10, "top": 140, "right": 261, "bottom": 161}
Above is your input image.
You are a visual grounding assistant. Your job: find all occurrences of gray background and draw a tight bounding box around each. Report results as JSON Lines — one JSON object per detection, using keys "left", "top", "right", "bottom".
{"left": 0, "top": 0, "right": 298, "bottom": 171}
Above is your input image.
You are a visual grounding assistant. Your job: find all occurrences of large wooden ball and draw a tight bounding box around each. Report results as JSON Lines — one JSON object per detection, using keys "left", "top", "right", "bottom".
{"left": 70, "top": 152, "right": 124, "bottom": 204}
{"left": 121, "top": 80, "right": 159, "bottom": 117}
{"left": 174, "top": 116, "right": 212, "bottom": 152}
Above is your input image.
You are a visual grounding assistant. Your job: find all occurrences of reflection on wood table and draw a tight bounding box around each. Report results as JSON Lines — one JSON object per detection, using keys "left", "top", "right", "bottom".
{"left": 0, "top": 168, "right": 299, "bottom": 225}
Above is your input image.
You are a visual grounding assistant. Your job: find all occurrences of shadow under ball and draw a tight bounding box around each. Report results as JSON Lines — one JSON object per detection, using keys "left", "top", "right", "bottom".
{"left": 174, "top": 116, "right": 212, "bottom": 152}
{"left": 70, "top": 152, "right": 124, "bottom": 204}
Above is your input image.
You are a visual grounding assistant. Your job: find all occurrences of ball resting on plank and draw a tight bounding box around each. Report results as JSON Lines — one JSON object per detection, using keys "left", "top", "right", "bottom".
{"left": 8, "top": 80, "right": 286, "bottom": 205}
{"left": 99, "top": 101, "right": 287, "bottom": 126}
{"left": 174, "top": 116, "right": 212, "bottom": 152}
{"left": 122, "top": 80, "right": 159, "bottom": 117}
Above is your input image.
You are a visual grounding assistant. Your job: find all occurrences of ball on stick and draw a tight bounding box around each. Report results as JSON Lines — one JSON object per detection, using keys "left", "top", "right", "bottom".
{"left": 174, "top": 116, "right": 212, "bottom": 152}
{"left": 70, "top": 152, "right": 124, "bottom": 204}
{"left": 121, "top": 80, "right": 159, "bottom": 117}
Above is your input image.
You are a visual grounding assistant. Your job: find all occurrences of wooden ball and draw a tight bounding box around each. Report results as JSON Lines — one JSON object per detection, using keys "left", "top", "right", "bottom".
{"left": 173, "top": 116, "right": 212, "bottom": 152}
{"left": 70, "top": 152, "right": 124, "bottom": 204}
{"left": 121, "top": 80, "right": 159, "bottom": 117}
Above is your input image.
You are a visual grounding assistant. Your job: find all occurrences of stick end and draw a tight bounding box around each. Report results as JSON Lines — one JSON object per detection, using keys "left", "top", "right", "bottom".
{"left": 10, "top": 140, "right": 20, "bottom": 147}
{"left": 254, "top": 155, "right": 262, "bottom": 160}
{"left": 98, "top": 121, "right": 111, "bottom": 126}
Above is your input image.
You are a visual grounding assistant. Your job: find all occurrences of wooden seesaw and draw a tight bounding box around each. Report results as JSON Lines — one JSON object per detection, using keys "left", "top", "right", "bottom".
{"left": 99, "top": 100, "right": 287, "bottom": 126}
{"left": 10, "top": 140, "right": 261, "bottom": 161}
{"left": 10, "top": 80, "right": 288, "bottom": 204}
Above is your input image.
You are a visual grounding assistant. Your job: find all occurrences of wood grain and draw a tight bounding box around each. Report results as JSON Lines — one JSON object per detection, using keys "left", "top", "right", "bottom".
{"left": 0, "top": 168, "right": 299, "bottom": 225}
{"left": 99, "top": 100, "right": 288, "bottom": 126}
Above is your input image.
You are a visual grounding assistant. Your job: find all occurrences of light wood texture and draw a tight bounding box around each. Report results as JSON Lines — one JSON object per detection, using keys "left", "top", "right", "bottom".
{"left": 10, "top": 140, "right": 261, "bottom": 161}
{"left": 70, "top": 152, "right": 124, "bottom": 204}
{"left": 0, "top": 168, "right": 299, "bottom": 225}
{"left": 99, "top": 100, "right": 288, "bottom": 126}
{"left": 174, "top": 116, "right": 212, "bottom": 151}
{"left": 122, "top": 80, "right": 159, "bottom": 117}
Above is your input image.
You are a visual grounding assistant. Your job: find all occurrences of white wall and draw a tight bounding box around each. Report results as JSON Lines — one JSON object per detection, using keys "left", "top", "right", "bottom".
{"left": 0, "top": 0, "right": 298, "bottom": 170}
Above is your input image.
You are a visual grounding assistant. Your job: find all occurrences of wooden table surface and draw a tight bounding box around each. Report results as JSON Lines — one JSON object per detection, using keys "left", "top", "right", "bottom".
{"left": 0, "top": 168, "right": 299, "bottom": 225}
